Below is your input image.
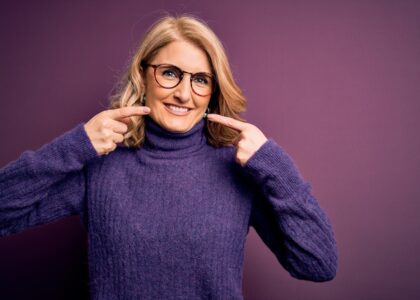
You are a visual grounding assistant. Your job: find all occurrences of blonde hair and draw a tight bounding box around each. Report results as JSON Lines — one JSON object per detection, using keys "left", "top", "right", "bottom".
{"left": 109, "top": 14, "right": 247, "bottom": 148}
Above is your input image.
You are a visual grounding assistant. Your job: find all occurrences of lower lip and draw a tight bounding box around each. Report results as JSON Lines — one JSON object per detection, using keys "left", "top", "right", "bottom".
{"left": 164, "top": 104, "right": 191, "bottom": 116}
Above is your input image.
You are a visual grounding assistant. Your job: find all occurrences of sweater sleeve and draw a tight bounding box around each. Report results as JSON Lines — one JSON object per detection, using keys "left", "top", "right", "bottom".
{"left": 242, "top": 138, "right": 338, "bottom": 282}
{"left": 0, "top": 123, "right": 100, "bottom": 237}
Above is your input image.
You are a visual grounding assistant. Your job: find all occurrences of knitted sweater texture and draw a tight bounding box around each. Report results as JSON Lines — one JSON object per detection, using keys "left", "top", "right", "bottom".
{"left": 0, "top": 115, "right": 338, "bottom": 299}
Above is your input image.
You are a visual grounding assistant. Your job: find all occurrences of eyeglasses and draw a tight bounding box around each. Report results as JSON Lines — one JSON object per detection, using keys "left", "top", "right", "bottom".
{"left": 143, "top": 63, "right": 215, "bottom": 97}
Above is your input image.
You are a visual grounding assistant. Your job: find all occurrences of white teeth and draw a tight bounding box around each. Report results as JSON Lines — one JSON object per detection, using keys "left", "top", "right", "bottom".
{"left": 167, "top": 104, "right": 189, "bottom": 112}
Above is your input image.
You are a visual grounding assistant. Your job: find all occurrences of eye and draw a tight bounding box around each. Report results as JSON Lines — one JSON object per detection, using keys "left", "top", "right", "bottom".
{"left": 193, "top": 74, "right": 210, "bottom": 86}
{"left": 160, "top": 66, "right": 181, "bottom": 79}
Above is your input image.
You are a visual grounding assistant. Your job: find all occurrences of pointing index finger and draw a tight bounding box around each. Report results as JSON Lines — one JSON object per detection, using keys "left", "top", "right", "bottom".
{"left": 206, "top": 113, "right": 247, "bottom": 132}
{"left": 107, "top": 106, "right": 151, "bottom": 120}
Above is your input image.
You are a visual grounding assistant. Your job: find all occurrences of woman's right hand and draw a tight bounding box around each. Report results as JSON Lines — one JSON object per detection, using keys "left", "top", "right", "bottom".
{"left": 84, "top": 106, "right": 151, "bottom": 156}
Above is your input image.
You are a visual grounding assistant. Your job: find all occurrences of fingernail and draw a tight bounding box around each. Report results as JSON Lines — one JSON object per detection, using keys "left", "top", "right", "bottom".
{"left": 143, "top": 107, "right": 150, "bottom": 113}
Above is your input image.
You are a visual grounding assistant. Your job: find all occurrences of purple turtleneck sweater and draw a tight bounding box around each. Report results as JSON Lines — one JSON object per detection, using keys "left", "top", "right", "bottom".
{"left": 0, "top": 115, "right": 337, "bottom": 299}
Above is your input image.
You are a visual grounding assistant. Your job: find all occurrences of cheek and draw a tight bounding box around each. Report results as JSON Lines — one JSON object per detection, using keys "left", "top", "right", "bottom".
{"left": 199, "top": 97, "right": 211, "bottom": 110}
{"left": 146, "top": 85, "right": 171, "bottom": 105}
{"left": 145, "top": 73, "right": 163, "bottom": 100}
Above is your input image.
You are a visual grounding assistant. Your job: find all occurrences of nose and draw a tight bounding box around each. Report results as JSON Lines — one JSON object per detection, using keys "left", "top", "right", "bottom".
{"left": 173, "top": 74, "right": 193, "bottom": 103}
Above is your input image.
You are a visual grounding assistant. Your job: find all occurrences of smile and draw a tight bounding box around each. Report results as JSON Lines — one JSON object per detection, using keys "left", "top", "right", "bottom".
{"left": 164, "top": 103, "right": 192, "bottom": 116}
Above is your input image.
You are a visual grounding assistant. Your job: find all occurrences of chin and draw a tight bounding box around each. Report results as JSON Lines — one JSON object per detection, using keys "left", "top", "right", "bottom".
{"left": 161, "top": 118, "right": 195, "bottom": 133}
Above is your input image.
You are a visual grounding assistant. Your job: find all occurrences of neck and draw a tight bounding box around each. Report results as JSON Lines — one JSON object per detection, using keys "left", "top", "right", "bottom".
{"left": 141, "top": 115, "right": 207, "bottom": 157}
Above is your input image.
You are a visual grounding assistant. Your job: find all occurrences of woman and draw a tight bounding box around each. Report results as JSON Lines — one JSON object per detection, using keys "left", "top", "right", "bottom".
{"left": 0, "top": 14, "right": 338, "bottom": 299}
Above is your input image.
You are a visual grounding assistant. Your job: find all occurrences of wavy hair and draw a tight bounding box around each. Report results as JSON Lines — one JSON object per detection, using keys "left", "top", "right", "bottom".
{"left": 109, "top": 14, "right": 247, "bottom": 148}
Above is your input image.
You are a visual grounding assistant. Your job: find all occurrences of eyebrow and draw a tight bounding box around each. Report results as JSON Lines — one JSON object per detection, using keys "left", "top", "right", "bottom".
{"left": 157, "top": 63, "right": 213, "bottom": 77}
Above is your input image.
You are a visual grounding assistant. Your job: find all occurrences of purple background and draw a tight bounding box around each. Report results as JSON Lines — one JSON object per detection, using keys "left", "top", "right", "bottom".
{"left": 1, "top": 1, "right": 419, "bottom": 299}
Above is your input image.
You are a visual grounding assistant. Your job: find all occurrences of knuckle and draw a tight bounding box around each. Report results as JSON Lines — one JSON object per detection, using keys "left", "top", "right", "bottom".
{"left": 102, "top": 129, "right": 112, "bottom": 139}
{"left": 100, "top": 133, "right": 111, "bottom": 143}
{"left": 115, "top": 134, "right": 124, "bottom": 143}
{"left": 100, "top": 146, "right": 108, "bottom": 154}
{"left": 102, "top": 119, "right": 109, "bottom": 127}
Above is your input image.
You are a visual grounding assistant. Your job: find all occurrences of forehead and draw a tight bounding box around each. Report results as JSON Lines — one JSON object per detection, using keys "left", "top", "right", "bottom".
{"left": 151, "top": 40, "right": 212, "bottom": 74}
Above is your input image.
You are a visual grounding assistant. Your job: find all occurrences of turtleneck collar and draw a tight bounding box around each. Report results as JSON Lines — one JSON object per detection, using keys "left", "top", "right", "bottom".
{"left": 141, "top": 115, "right": 207, "bottom": 158}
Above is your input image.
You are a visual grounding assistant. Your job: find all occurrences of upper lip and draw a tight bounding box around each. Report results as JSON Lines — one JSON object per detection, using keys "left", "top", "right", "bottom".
{"left": 164, "top": 103, "right": 193, "bottom": 110}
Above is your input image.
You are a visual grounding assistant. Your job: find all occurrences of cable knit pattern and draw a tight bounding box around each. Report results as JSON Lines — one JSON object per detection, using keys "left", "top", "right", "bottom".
{"left": 0, "top": 115, "right": 337, "bottom": 299}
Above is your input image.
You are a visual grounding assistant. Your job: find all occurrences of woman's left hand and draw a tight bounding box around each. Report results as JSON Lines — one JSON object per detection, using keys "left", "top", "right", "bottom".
{"left": 207, "top": 113, "right": 268, "bottom": 166}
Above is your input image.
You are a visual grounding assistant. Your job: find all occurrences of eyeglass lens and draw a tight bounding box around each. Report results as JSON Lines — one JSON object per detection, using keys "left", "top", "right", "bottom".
{"left": 155, "top": 65, "right": 213, "bottom": 96}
